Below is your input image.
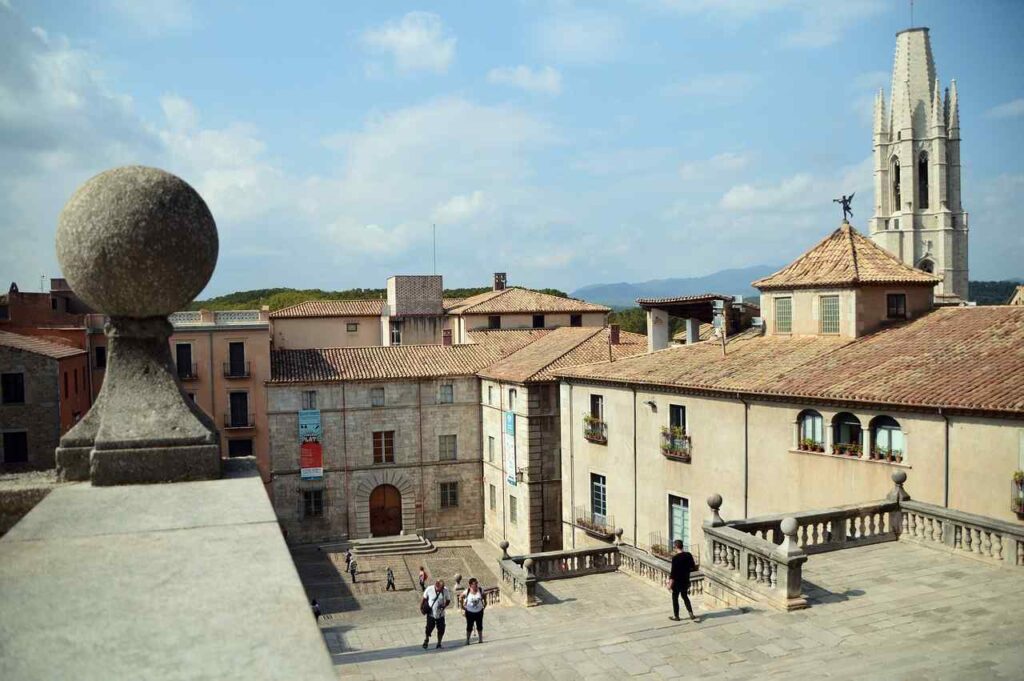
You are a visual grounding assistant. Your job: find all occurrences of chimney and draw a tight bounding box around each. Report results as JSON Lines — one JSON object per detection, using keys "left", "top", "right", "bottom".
{"left": 609, "top": 324, "right": 620, "bottom": 345}
{"left": 442, "top": 329, "right": 452, "bottom": 346}
{"left": 493, "top": 272, "right": 507, "bottom": 291}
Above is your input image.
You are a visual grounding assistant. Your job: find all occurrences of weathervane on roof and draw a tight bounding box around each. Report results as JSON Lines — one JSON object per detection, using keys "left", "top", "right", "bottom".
{"left": 834, "top": 193, "right": 855, "bottom": 222}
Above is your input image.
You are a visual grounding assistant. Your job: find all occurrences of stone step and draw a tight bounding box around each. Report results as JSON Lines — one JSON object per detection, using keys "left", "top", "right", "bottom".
{"left": 349, "top": 535, "right": 435, "bottom": 557}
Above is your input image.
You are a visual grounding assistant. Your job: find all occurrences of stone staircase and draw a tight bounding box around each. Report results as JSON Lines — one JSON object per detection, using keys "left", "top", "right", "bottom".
{"left": 350, "top": 534, "right": 435, "bottom": 557}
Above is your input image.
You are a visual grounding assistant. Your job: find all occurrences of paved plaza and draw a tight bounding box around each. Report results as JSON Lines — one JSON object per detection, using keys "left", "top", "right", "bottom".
{"left": 295, "top": 541, "right": 1024, "bottom": 680}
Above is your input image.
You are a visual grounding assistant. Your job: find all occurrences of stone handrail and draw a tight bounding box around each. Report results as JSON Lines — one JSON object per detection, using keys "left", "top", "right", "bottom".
{"left": 618, "top": 545, "right": 703, "bottom": 596}
{"left": 732, "top": 500, "right": 901, "bottom": 554}
{"left": 497, "top": 555, "right": 537, "bottom": 607}
{"left": 900, "top": 499, "right": 1024, "bottom": 568}
{"left": 515, "top": 545, "right": 621, "bottom": 580}
{"left": 457, "top": 587, "right": 501, "bottom": 609}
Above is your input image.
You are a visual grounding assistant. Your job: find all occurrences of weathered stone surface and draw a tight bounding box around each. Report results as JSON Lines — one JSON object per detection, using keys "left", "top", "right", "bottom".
{"left": 55, "top": 166, "right": 218, "bottom": 318}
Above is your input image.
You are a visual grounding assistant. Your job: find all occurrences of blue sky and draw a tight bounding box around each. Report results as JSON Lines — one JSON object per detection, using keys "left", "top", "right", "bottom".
{"left": 1, "top": 1, "right": 1022, "bottom": 298}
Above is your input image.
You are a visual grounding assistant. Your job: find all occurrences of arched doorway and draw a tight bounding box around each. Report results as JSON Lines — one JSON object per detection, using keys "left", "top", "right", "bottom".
{"left": 369, "top": 484, "right": 402, "bottom": 537}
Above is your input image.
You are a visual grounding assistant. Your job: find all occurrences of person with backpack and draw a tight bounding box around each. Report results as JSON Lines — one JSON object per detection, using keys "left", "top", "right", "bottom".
{"left": 421, "top": 579, "right": 451, "bottom": 649}
{"left": 462, "top": 577, "right": 486, "bottom": 644}
{"left": 385, "top": 566, "right": 396, "bottom": 591}
{"left": 667, "top": 539, "right": 699, "bottom": 622}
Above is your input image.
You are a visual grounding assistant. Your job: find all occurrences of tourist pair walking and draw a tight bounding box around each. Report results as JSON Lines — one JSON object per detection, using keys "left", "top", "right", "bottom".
{"left": 420, "top": 577, "right": 487, "bottom": 649}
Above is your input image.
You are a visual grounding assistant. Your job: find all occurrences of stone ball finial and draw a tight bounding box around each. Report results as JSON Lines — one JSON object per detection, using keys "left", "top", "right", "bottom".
{"left": 780, "top": 517, "right": 798, "bottom": 536}
{"left": 56, "top": 166, "right": 218, "bottom": 317}
{"left": 499, "top": 540, "right": 510, "bottom": 559}
{"left": 891, "top": 470, "right": 907, "bottom": 485}
{"left": 707, "top": 493, "right": 723, "bottom": 510}
{"left": 523, "top": 558, "right": 534, "bottom": 573}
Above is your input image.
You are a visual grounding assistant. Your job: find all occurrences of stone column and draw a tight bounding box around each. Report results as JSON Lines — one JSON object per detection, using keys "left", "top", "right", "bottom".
{"left": 54, "top": 166, "right": 221, "bottom": 485}
{"left": 684, "top": 318, "right": 700, "bottom": 345}
{"left": 646, "top": 307, "right": 669, "bottom": 353}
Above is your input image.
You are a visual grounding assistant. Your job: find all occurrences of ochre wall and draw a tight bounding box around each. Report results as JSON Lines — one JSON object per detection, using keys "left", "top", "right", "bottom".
{"left": 272, "top": 316, "right": 381, "bottom": 349}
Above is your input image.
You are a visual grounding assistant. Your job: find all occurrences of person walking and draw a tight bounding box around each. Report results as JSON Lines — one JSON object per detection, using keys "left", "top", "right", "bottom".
{"left": 462, "top": 577, "right": 486, "bottom": 645}
{"left": 385, "top": 566, "right": 396, "bottom": 591}
{"left": 421, "top": 579, "right": 451, "bottom": 649}
{"left": 311, "top": 598, "right": 322, "bottom": 623}
{"left": 348, "top": 557, "right": 358, "bottom": 583}
{"left": 668, "top": 539, "right": 698, "bottom": 622}
{"left": 345, "top": 548, "right": 352, "bottom": 569}
{"left": 417, "top": 566, "right": 428, "bottom": 593}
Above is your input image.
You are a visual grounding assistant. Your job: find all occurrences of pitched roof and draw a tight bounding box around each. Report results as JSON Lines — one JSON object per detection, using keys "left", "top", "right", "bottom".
{"left": 673, "top": 323, "right": 716, "bottom": 342}
{"left": 636, "top": 293, "right": 734, "bottom": 307}
{"left": 0, "top": 331, "right": 85, "bottom": 359}
{"left": 752, "top": 223, "right": 942, "bottom": 290}
{"left": 270, "top": 329, "right": 548, "bottom": 383}
{"left": 478, "top": 327, "right": 646, "bottom": 383}
{"left": 447, "top": 287, "right": 609, "bottom": 315}
{"left": 269, "top": 299, "right": 385, "bottom": 319}
{"left": 556, "top": 306, "right": 1024, "bottom": 416}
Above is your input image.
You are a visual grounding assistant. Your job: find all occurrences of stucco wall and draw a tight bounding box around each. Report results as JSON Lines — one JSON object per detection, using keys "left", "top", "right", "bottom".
{"left": 760, "top": 285, "right": 936, "bottom": 339}
{"left": 272, "top": 316, "right": 380, "bottom": 349}
{"left": 855, "top": 285, "right": 933, "bottom": 335}
{"left": 463, "top": 312, "right": 606, "bottom": 332}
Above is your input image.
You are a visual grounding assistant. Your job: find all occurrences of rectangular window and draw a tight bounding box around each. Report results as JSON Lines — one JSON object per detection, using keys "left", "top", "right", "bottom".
{"left": 301, "top": 390, "right": 317, "bottom": 410}
{"left": 370, "top": 387, "right": 385, "bottom": 407}
{"left": 373, "top": 430, "right": 395, "bottom": 464}
{"left": 508, "top": 388, "right": 517, "bottom": 410}
{"left": 438, "top": 383, "right": 454, "bottom": 404}
{"left": 487, "top": 435, "right": 495, "bottom": 463}
{"left": 186, "top": 392, "right": 196, "bottom": 402}
{"left": 487, "top": 385, "right": 494, "bottom": 405}
{"left": 63, "top": 371, "right": 68, "bottom": 399}
{"left": 669, "top": 495, "right": 690, "bottom": 551}
{"left": 74, "top": 369, "right": 79, "bottom": 394}
{"left": 1, "top": 373, "right": 25, "bottom": 404}
{"left": 570, "top": 314, "right": 582, "bottom": 327}
{"left": 94, "top": 346, "right": 106, "bottom": 369}
{"left": 887, "top": 293, "right": 907, "bottom": 319}
{"left": 227, "top": 341, "right": 246, "bottom": 376}
{"left": 440, "top": 481, "right": 459, "bottom": 508}
{"left": 2, "top": 431, "right": 29, "bottom": 463}
{"left": 488, "top": 315, "right": 501, "bottom": 330}
{"left": 346, "top": 322, "right": 359, "bottom": 332}
{"left": 819, "top": 295, "right": 840, "bottom": 334}
{"left": 489, "top": 484, "right": 496, "bottom": 510}
{"left": 509, "top": 495, "right": 518, "bottom": 524}
{"left": 175, "top": 343, "right": 193, "bottom": 379}
{"left": 532, "top": 314, "right": 544, "bottom": 328}
{"left": 669, "top": 404, "right": 686, "bottom": 432}
{"left": 302, "top": 490, "right": 324, "bottom": 519}
{"left": 390, "top": 320, "right": 402, "bottom": 345}
{"left": 590, "top": 473, "right": 607, "bottom": 523}
{"left": 590, "top": 394, "right": 604, "bottom": 420}
{"left": 774, "top": 297, "right": 792, "bottom": 334}
{"left": 0, "top": 304, "right": 8, "bottom": 320}
{"left": 438, "top": 434, "right": 457, "bottom": 461}
{"left": 227, "top": 439, "right": 253, "bottom": 458}
{"left": 229, "top": 391, "right": 250, "bottom": 427}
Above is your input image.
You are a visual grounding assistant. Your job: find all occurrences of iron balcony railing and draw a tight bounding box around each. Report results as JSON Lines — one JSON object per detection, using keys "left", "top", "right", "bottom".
{"left": 177, "top": 363, "right": 198, "bottom": 381}
{"left": 660, "top": 428, "right": 692, "bottom": 463}
{"left": 583, "top": 415, "right": 607, "bottom": 444}
{"left": 574, "top": 505, "right": 615, "bottom": 538}
{"left": 223, "top": 412, "right": 255, "bottom": 429}
{"left": 223, "top": 361, "right": 251, "bottom": 378}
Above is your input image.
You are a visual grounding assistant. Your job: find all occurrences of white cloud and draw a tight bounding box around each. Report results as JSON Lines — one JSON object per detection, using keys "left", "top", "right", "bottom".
{"left": 572, "top": 147, "right": 674, "bottom": 177}
{"left": 432, "top": 190, "right": 487, "bottom": 225}
{"left": 719, "top": 156, "right": 872, "bottom": 213}
{"left": 985, "top": 98, "right": 1024, "bottom": 120}
{"left": 487, "top": 65, "right": 562, "bottom": 95}
{"left": 159, "top": 94, "right": 198, "bottom": 131}
{"left": 361, "top": 12, "right": 455, "bottom": 74}
{"left": 102, "top": 0, "right": 194, "bottom": 35}
{"left": 535, "top": 11, "right": 622, "bottom": 65}
{"left": 679, "top": 152, "right": 750, "bottom": 180}
{"left": 663, "top": 72, "right": 755, "bottom": 102}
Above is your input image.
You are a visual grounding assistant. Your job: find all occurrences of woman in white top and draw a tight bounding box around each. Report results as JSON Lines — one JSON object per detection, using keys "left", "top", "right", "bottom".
{"left": 462, "top": 577, "right": 486, "bottom": 644}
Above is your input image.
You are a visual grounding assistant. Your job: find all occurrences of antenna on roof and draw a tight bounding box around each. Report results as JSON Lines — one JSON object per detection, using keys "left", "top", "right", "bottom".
{"left": 432, "top": 224, "right": 437, "bottom": 275}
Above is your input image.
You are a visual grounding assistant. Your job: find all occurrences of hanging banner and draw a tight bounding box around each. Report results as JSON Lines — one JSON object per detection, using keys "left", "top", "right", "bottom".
{"left": 504, "top": 410, "right": 517, "bottom": 487}
{"left": 300, "top": 441, "right": 323, "bottom": 480}
{"left": 298, "top": 409, "right": 322, "bottom": 441}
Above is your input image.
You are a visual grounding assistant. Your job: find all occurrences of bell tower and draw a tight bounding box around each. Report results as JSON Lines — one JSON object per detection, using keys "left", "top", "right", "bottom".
{"left": 870, "top": 27, "right": 968, "bottom": 300}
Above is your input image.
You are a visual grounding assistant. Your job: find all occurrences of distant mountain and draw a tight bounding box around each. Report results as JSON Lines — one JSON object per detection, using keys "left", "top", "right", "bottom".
{"left": 571, "top": 265, "right": 780, "bottom": 308}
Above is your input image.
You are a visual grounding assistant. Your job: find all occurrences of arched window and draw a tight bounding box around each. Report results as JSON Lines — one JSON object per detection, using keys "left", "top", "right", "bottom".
{"left": 831, "top": 412, "right": 862, "bottom": 457}
{"left": 918, "top": 259, "right": 934, "bottom": 274}
{"left": 870, "top": 416, "right": 904, "bottom": 462}
{"left": 891, "top": 157, "right": 901, "bottom": 212}
{"left": 797, "top": 410, "right": 824, "bottom": 451}
{"left": 918, "top": 152, "right": 929, "bottom": 209}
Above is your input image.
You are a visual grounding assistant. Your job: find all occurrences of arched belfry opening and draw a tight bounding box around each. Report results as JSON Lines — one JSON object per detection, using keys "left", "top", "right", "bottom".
{"left": 918, "top": 152, "right": 929, "bottom": 210}
{"left": 891, "top": 157, "right": 901, "bottom": 213}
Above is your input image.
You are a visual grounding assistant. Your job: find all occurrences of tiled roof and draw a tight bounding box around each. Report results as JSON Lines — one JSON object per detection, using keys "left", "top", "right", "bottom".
{"left": 753, "top": 223, "right": 942, "bottom": 290}
{"left": 478, "top": 327, "right": 647, "bottom": 383}
{"left": 270, "top": 329, "right": 548, "bottom": 383}
{"left": 269, "top": 299, "right": 385, "bottom": 319}
{"left": 673, "top": 323, "right": 716, "bottom": 342}
{"left": 0, "top": 331, "right": 85, "bottom": 359}
{"left": 636, "top": 293, "right": 734, "bottom": 306}
{"left": 447, "top": 287, "right": 609, "bottom": 315}
{"left": 555, "top": 306, "right": 1024, "bottom": 416}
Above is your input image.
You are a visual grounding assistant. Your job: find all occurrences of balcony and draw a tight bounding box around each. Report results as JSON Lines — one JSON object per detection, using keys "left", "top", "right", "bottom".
{"left": 869, "top": 445, "right": 904, "bottom": 464}
{"left": 574, "top": 506, "right": 615, "bottom": 540}
{"left": 177, "top": 363, "right": 199, "bottom": 381}
{"left": 223, "top": 412, "right": 255, "bottom": 429}
{"left": 831, "top": 442, "right": 862, "bottom": 458}
{"left": 1013, "top": 475, "right": 1024, "bottom": 515}
{"left": 583, "top": 415, "right": 607, "bottom": 444}
{"left": 223, "top": 361, "right": 251, "bottom": 379}
{"left": 796, "top": 439, "right": 825, "bottom": 454}
{"left": 660, "top": 427, "right": 691, "bottom": 463}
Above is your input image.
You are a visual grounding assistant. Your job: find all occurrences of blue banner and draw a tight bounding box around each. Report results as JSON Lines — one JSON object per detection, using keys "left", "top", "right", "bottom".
{"left": 298, "top": 409, "right": 322, "bottom": 442}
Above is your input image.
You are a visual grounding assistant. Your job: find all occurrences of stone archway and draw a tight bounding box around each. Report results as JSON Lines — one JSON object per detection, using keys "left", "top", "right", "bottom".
{"left": 354, "top": 470, "right": 416, "bottom": 538}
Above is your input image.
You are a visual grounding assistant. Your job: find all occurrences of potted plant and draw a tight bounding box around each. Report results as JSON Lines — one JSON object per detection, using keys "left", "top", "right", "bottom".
{"left": 1013, "top": 471, "right": 1024, "bottom": 514}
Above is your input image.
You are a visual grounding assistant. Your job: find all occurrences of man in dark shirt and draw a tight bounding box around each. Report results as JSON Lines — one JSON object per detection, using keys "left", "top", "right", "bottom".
{"left": 668, "top": 539, "right": 698, "bottom": 622}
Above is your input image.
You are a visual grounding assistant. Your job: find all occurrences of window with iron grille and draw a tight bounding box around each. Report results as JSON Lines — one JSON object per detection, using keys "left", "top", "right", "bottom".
{"left": 440, "top": 481, "right": 459, "bottom": 508}
{"left": 1, "top": 373, "right": 25, "bottom": 404}
{"left": 373, "top": 431, "right": 395, "bottom": 464}
{"left": 487, "top": 435, "right": 495, "bottom": 462}
{"left": 438, "top": 434, "right": 457, "bottom": 461}
{"left": 819, "top": 295, "right": 840, "bottom": 334}
{"left": 509, "top": 495, "right": 518, "bottom": 524}
{"left": 489, "top": 484, "right": 496, "bottom": 510}
{"left": 438, "top": 383, "right": 454, "bottom": 404}
{"left": 887, "top": 293, "right": 907, "bottom": 319}
{"left": 302, "top": 490, "right": 324, "bottom": 519}
{"left": 774, "top": 297, "right": 792, "bottom": 334}
{"left": 301, "top": 390, "right": 317, "bottom": 410}
{"left": 371, "top": 387, "right": 385, "bottom": 407}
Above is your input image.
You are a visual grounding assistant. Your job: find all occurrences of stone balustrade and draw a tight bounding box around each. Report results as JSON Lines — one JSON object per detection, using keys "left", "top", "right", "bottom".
{"left": 732, "top": 500, "right": 901, "bottom": 555}
{"left": 456, "top": 587, "right": 501, "bottom": 609}
{"left": 618, "top": 544, "right": 703, "bottom": 596}
{"left": 900, "top": 499, "right": 1024, "bottom": 568}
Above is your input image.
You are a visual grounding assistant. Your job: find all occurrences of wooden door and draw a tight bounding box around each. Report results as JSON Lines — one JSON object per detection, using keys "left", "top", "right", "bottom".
{"left": 369, "top": 484, "right": 402, "bottom": 537}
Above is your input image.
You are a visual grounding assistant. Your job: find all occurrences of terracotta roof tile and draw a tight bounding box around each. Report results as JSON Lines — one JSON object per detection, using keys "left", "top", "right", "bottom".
{"left": 556, "top": 306, "right": 1024, "bottom": 416}
{"left": 636, "top": 293, "right": 734, "bottom": 306}
{"left": 0, "top": 331, "right": 85, "bottom": 359}
{"left": 753, "top": 223, "right": 942, "bottom": 290}
{"left": 479, "top": 327, "right": 646, "bottom": 383}
{"left": 448, "top": 287, "right": 609, "bottom": 315}
{"left": 269, "top": 299, "right": 385, "bottom": 319}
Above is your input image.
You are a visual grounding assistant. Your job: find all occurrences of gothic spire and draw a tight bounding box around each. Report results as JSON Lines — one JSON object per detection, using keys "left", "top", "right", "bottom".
{"left": 948, "top": 79, "right": 960, "bottom": 134}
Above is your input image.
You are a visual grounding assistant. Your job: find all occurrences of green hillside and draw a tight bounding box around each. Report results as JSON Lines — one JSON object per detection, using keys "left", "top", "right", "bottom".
{"left": 190, "top": 286, "right": 569, "bottom": 311}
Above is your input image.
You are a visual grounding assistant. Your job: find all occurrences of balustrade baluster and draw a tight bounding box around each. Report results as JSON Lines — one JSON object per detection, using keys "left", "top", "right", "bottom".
{"left": 994, "top": 534, "right": 1003, "bottom": 561}
{"left": 962, "top": 524, "right": 972, "bottom": 552}
{"left": 981, "top": 531, "right": 992, "bottom": 558}
{"left": 973, "top": 528, "right": 982, "bottom": 554}
{"left": 761, "top": 558, "right": 770, "bottom": 584}
{"left": 769, "top": 563, "right": 777, "bottom": 589}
